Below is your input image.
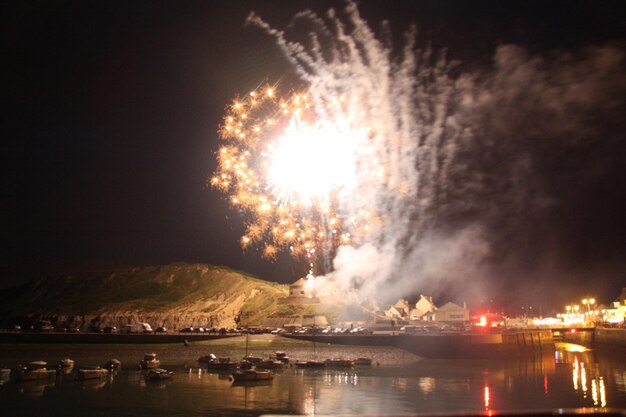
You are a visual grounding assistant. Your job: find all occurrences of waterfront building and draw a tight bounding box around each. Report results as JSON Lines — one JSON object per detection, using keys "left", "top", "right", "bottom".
{"left": 433, "top": 302, "right": 470, "bottom": 322}
{"left": 600, "top": 287, "right": 626, "bottom": 325}
{"left": 384, "top": 299, "right": 412, "bottom": 319}
{"left": 385, "top": 295, "right": 439, "bottom": 321}
{"left": 410, "top": 294, "right": 438, "bottom": 321}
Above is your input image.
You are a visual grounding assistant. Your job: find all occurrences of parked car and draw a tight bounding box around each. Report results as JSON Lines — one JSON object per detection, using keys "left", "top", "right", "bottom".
{"left": 103, "top": 326, "right": 118, "bottom": 334}
{"left": 67, "top": 327, "right": 80, "bottom": 333}
{"left": 54, "top": 326, "right": 67, "bottom": 332}
{"left": 122, "top": 323, "right": 153, "bottom": 333}
{"left": 180, "top": 327, "right": 194, "bottom": 333}
{"left": 155, "top": 326, "right": 167, "bottom": 333}
{"left": 33, "top": 320, "right": 53, "bottom": 332}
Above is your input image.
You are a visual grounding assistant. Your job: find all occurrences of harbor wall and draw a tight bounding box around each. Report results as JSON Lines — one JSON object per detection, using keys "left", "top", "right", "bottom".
{"left": 595, "top": 327, "right": 626, "bottom": 347}
{"left": 561, "top": 327, "right": 626, "bottom": 348}
{"left": 285, "top": 330, "right": 554, "bottom": 359}
{"left": 562, "top": 329, "right": 595, "bottom": 345}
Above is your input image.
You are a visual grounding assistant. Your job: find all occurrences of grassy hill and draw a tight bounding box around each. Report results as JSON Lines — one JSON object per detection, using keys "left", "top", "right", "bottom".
{"left": 0, "top": 263, "right": 288, "bottom": 329}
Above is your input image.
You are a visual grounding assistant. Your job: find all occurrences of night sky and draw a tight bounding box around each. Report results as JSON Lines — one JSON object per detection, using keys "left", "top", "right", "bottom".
{"left": 2, "top": 1, "right": 625, "bottom": 310}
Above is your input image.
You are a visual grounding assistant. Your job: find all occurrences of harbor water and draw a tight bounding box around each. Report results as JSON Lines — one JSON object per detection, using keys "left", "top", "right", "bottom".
{"left": 1, "top": 335, "right": 625, "bottom": 416}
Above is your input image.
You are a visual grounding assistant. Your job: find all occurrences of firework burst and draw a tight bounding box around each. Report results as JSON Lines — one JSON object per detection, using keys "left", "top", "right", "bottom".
{"left": 213, "top": 2, "right": 458, "bottom": 284}
{"left": 211, "top": 84, "right": 380, "bottom": 265}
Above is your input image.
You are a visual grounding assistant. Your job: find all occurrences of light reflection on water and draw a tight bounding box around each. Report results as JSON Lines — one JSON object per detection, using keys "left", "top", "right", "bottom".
{"left": 1, "top": 343, "right": 625, "bottom": 416}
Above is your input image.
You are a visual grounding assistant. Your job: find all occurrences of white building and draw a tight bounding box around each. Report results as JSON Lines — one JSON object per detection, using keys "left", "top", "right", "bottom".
{"left": 410, "top": 294, "right": 437, "bottom": 321}
{"left": 602, "top": 287, "right": 626, "bottom": 324}
{"left": 433, "top": 302, "right": 470, "bottom": 322}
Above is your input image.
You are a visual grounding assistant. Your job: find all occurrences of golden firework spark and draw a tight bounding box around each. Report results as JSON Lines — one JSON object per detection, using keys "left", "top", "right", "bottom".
{"left": 212, "top": 84, "right": 381, "bottom": 264}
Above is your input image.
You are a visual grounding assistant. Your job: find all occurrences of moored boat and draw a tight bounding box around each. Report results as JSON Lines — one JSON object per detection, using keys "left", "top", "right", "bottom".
{"left": 28, "top": 360, "right": 47, "bottom": 369}
{"left": 139, "top": 353, "right": 160, "bottom": 370}
{"left": 230, "top": 369, "right": 274, "bottom": 382}
{"left": 0, "top": 368, "right": 11, "bottom": 383}
{"left": 294, "top": 360, "right": 325, "bottom": 368}
{"left": 59, "top": 358, "right": 75, "bottom": 368}
{"left": 272, "top": 351, "right": 290, "bottom": 364}
{"left": 76, "top": 366, "right": 109, "bottom": 380}
{"left": 324, "top": 358, "right": 353, "bottom": 367}
{"left": 198, "top": 353, "right": 217, "bottom": 363}
{"left": 353, "top": 357, "right": 373, "bottom": 366}
{"left": 104, "top": 358, "right": 121, "bottom": 369}
{"left": 13, "top": 362, "right": 56, "bottom": 381}
{"left": 206, "top": 357, "right": 239, "bottom": 371}
{"left": 255, "top": 360, "right": 285, "bottom": 370}
{"left": 147, "top": 368, "right": 174, "bottom": 381}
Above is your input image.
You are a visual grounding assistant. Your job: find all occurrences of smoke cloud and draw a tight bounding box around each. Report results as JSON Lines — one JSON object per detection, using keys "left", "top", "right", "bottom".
{"left": 248, "top": 3, "right": 626, "bottom": 309}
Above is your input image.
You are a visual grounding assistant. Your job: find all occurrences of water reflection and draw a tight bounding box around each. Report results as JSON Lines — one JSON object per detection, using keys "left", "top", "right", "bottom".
{"left": 419, "top": 377, "right": 435, "bottom": 394}
{"left": 484, "top": 384, "right": 490, "bottom": 410}
{"left": 80, "top": 378, "right": 108, "bottom": 391}
{"left": 0, "top": 345, "right": 625, "bottom": 416}
{"left": 18, "top": 379, "right": 55, "bottom": 397}
{"left": 569, "top": 352, "right": 608, "bottom": 408}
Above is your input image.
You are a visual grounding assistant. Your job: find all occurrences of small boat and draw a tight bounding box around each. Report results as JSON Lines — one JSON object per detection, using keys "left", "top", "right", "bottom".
{"left": 13, "top": 362, "right": 56, "bottom": 381}
{"left": 0, "top": 368, "right": 11, "bottom": 383}
{"left": 272, "top": 351, "right": 290, "bottom": 363}
{"left": 139, "top": 353, "right": 160, "bottom": 370}
{"left": 76, "top": 366, "right": 109, "bottom": 380}
{"left": 147, "top": 368, "right": 174, "bottom": 381}
{"left": 198, "top": 353, "right": 217, "bottom": 363}
{"left": 294, "top": 360, "right": 325, "bottom": 368}
{"left": 59, "top": 358, "right": 75, "bottom": 368}
{"left": 206, "top": 357, "right": 239, "bottom": 371}
{"left": 230, "top": 369, "right": 274, "bottom": 382}
{"left": 103, "top": 358, "right": 121, "bottom": 369}
{"left": 255, "top": 360, "right": 285, "bottom": 370}
{"left": 353, "top": 357, "right": 373, "bottom": 366}
{"left": 324, "top": 358, "right": 353, "bottom": 367}
{"left": 28, "top": 360, "right": 47, "bottom": 369}
{"left": 242, "top": 356, "right": 262, "bottom": 364}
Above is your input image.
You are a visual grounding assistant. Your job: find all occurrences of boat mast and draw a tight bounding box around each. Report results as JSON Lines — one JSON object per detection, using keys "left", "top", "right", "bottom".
{"left": 312, "top": 315, "right": 316, "bottom": 358}
{"left": 244, "top": 312, "right": 250, "bottom": 358}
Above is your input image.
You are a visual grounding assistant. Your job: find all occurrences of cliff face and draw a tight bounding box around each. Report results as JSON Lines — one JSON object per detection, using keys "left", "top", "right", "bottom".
{"left": 0, "top": 263, "right": 288, "bottom": 330}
